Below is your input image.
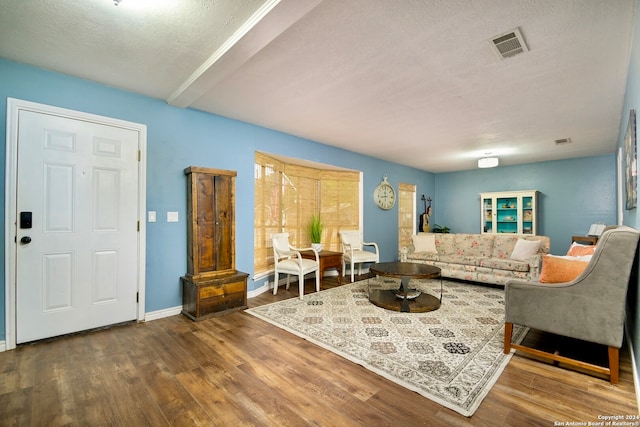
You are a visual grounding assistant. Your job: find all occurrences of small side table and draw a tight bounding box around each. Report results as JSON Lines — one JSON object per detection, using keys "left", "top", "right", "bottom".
{"left": 572, "top": 235, "right": 598, "bottom": 245}
{"left": 300, "top": 250, "right": 343, "bottom": 286}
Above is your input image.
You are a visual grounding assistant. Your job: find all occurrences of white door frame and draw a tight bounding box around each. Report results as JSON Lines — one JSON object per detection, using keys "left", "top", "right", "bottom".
{"left": 4, "top": 98, "right": 147, "bottom": 351}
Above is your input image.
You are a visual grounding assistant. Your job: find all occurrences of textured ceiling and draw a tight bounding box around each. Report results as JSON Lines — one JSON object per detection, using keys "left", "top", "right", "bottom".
{"left": 0, "top": 0, "right": 635, "bottom": 172}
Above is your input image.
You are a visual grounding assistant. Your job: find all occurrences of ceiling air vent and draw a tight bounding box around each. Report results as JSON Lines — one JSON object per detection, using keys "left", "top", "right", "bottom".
{"left": 490, "top": 28, "right": 529, "bottom": 59}
{"left": 554, "top": 138, "right": 572, "bottom": 145}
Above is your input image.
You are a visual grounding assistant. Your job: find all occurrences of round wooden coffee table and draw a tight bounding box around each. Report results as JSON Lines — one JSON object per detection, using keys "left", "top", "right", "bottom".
{"left": 368, "top": 262, "right": 442, "bottom": 313}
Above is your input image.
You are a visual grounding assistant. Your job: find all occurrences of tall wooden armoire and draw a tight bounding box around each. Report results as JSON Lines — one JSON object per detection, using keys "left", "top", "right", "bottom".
{"left": 181, "top": 167, "right": 248, "bottom": 321}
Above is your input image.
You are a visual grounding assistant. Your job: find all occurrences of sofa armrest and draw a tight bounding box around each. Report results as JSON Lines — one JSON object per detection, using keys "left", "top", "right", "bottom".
{"left": 527, "top": 254, "right": 544, "bottom": 279}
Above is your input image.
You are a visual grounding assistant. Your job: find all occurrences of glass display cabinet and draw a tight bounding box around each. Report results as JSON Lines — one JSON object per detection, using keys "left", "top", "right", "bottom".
{"left": 480, "top": 190, "right": 538, "bottom": 235}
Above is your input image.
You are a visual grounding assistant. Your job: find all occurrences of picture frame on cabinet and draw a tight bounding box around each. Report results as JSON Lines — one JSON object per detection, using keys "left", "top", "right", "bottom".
{"left": 624, "top": 109, "right": 636, "bottom": 209}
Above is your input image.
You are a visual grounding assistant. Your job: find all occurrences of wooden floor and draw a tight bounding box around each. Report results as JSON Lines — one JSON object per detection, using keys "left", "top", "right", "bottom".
{"left": 1, "top": 274, "right": 637, "bottom": 426}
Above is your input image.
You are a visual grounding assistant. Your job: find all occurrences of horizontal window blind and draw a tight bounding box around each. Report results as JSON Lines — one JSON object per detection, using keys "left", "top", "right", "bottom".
{"left": 254, "top": 153, "right": 360, "bottom": 276}
{"left": 398, "top": 183, "right": 416, "bottom": 252}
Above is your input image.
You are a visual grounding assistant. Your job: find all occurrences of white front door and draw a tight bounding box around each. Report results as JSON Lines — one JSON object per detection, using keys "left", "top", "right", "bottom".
{"left": 14, "top": 108, "right": 141, "bottom": 343}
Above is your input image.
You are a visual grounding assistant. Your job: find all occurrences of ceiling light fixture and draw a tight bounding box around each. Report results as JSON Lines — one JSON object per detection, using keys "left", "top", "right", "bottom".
{"left": 478, "top": 156, "right": 499, "bottom": 169}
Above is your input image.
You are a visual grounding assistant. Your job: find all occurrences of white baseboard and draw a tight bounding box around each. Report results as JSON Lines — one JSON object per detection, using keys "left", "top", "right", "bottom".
{"left": 0, "top": 340, "right": 5, "bottom": 352}
{"left": 144, "top": 305, "right": 182, "bottom": 321}
{"left": 248, "top": 281, "right": 272, "bottom": 298}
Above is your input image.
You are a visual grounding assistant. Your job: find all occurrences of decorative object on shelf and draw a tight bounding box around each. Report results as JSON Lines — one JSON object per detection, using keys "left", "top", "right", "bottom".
{"left": 419, "top": 194, "right": 432, "bottom": 232}
{"left": 624, "top": 109, "right": 637, "bottom": 209}
{"left": 432, "top": 224, "right": 450, "bottom": 233}
{"left": 373, "top": 175, "right": 396, "bottom": 210}
{"left": 478, "top": 154, "right": 499, "bottom": 168}
{"left": 309, "top": 213, "right": 323, "bottom": 252}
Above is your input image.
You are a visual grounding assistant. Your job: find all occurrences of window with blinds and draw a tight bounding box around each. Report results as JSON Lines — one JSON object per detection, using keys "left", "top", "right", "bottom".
{"left": 254, "top": 152, "right": 360, "bottom": 276}
{"left": 398, "top": 183, "right": 416, "bottom": 252}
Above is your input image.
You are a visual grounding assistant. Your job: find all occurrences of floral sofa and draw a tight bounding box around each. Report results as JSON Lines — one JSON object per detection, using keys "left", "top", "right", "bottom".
{"left": 400, "top": 233, "right": 551, "bottom": 285}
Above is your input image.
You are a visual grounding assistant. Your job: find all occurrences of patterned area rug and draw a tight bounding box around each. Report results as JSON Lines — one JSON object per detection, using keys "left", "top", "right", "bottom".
{"left": 246, "top": 277, "right": 528, "bottom": 417}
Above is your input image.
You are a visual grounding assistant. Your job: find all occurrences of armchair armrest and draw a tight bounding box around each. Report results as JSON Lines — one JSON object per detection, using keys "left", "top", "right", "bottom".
{"left": 290, "top": 245, "right": 319, "bottom": 261}
{"left": 362, "top": 241, "right": 379, "bottom": 253}
{"left": 342, "top": 242, "right": 354, "bottom": 254}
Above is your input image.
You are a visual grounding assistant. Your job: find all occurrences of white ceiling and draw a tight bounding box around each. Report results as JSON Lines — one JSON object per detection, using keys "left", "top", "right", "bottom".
{"left": 0, "top": 0, "right": 635, "bottom": 172}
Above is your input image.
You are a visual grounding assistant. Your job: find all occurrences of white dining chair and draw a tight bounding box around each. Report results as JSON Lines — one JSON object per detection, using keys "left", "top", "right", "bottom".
{"left": 339, "top": 230, "right": 379, "bottom": 282}
{"left": 272, "top": 232, "right": 320, "bottom": 300}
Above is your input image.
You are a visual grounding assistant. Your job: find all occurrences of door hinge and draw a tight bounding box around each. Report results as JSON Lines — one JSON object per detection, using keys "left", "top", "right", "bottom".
{"left": 138, "top": 150, "right": 141, "bottom": 161}
{"left": 137, "top": 221, "right": 140, "bottom": 231}
{"left": 136, "top": 292, "right": 139, "bottom": 303}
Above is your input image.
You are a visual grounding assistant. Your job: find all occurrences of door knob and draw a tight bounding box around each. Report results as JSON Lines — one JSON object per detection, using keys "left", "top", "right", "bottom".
{"left": 20, "top": 236, "right": 31, "bottom": 244}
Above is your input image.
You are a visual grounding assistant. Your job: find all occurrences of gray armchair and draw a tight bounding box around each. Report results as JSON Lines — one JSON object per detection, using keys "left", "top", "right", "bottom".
{"left": 504, "top": 225, "right": 639, "bottom": 384}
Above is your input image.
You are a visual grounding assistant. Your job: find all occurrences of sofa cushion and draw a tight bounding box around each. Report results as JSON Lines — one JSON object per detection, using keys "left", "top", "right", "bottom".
{"left": 492, "top": 235, "right": 549, "bottom": 259}
{"left": 510, "top": 238, "right": 542, "bottom": 261}
{"left": 433, "top": 234, "right": 456, "bottom": 255}
{"left": 412, "top": 234, "right": 437, "bottom": 253}
{"left": 480, "top": 258, "right": 530, "bottom": 272}
{"left": 492, "top": 235, "right": 520, "bottom": 259}
{"left": 407, "top": 251, "right": 439, "bottom": 261}
{"left": 437, "top": 254, "right": 483, "bottom": 267}
{"left": 451, "top": 234, "right": 494, "bottom": 257}
{"left": 539, "top": 255, "right": 589, "bottom": 283}
{"left": 566, "top": 242, "right": 597, "bottom": 257}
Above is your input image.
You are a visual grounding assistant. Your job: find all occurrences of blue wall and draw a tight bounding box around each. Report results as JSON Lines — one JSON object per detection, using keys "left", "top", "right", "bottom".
{"left": 618, "top": 0, "right": 640, "bottom": 377}
{"left": 0, "top": 54, "right": 622, "bottom": 344}
{"left": 434, "top": 155, "right": 617, "bottom": 254}
{"left": 0, "top": 58, "right": 435, "bottom": 340}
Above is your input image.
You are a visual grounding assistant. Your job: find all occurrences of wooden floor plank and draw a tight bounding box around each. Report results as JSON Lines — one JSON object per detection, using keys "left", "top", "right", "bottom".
{"left": 0, "top": 387, "right": 33, "bottom": 426}
{"left": 136, "top": 359, "right": 212, "bottom": 426}
{"left": 0, "top": 274, "right": 636, "bottom": 426}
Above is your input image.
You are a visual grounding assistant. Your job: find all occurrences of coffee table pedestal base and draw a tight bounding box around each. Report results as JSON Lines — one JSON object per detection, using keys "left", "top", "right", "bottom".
{"left": 369, "top": 289, "right": 441, "bottom": 313}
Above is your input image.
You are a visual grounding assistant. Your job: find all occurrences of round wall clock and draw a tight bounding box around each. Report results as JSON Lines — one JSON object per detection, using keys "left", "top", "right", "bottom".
{"left": 373, "top": 175, "right": 396, "bottom": 210}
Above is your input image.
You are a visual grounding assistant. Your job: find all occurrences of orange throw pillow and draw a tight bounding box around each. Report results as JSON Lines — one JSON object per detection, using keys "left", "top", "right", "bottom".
{"left": 566, "top": 243, "right": 596, "bottom": 257}
{"left": 539, "top": 255, "right": 589, "bottom": 283}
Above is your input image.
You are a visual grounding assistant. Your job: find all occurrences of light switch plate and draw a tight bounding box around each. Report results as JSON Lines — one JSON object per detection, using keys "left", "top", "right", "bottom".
{"left": 167, "top": 211, "right": 179, "bottom": 222}
{"left": 148, "top": 211, "right": 156, "bottom": 222}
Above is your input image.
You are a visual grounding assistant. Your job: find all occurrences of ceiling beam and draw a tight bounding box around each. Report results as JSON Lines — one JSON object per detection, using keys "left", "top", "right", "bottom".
{"left": 166, "top": 0, "right": 322, "bottom": 108}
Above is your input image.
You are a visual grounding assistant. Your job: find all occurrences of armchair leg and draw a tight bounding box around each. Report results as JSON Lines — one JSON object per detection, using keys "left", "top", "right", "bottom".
{"left": 504, "top": 322, "right": 513, "bottom": 354}
{"left": 350, "top": 261, "right": 355, "bottom": 283}
{"left": 315, "top": 270, "right": 320, "bottom": 292}
{"left": 504, "top": 323, "right": 620, "bottom": 384}
{"left": 273, "top": 272, "right": 279, "bottom": 295}
{"left": 609, "top": 346, "right": 619, "bottom": 385}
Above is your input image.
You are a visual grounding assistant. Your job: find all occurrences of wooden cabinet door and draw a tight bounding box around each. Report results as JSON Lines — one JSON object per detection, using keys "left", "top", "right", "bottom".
{"left": 186, "top": 167, "right": 236, "bottom": 278}
{"left": 211, "top": 174, "right": 232, "bottom": 272}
